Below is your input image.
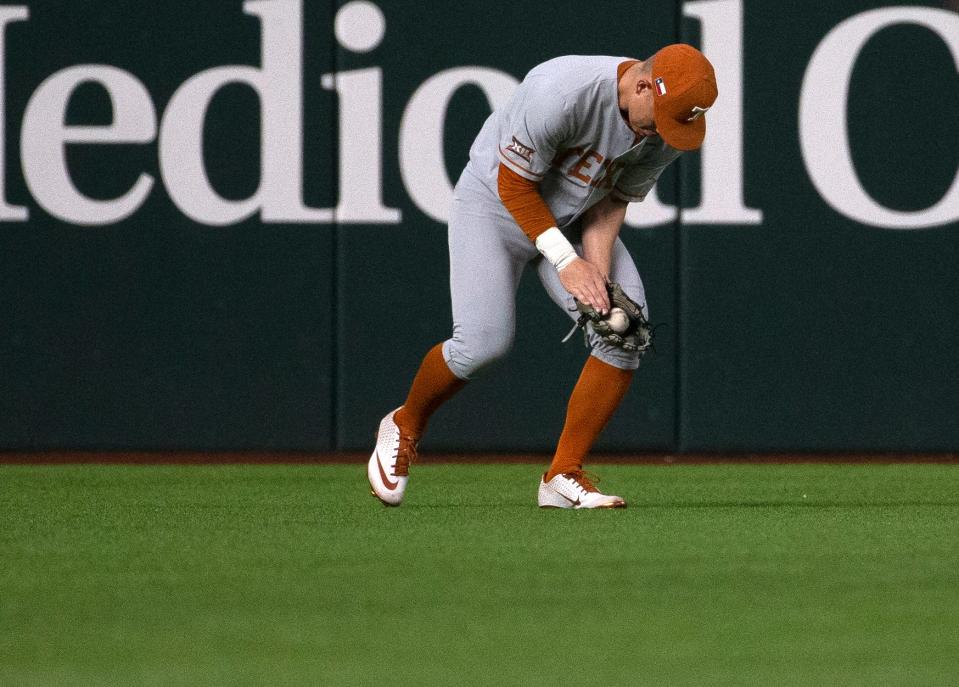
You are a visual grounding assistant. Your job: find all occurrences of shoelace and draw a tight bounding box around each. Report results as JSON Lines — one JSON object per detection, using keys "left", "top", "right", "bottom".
{"left": 563, "top": 470, "right": 601, "bottom": 494}
{"left": 393, "top": 434, "right": 419, "bottom": 477}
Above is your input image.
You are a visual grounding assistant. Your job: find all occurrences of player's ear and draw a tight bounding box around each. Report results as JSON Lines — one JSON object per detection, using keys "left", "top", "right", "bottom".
{"left": 635, "top": 79, "right": 651, "bottom": 94}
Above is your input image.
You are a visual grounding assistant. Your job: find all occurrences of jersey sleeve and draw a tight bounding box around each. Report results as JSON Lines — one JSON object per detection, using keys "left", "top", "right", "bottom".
{"left": 496, "top": 76, "right": 570, "bottom": 182}
{"left": 612, "top": 144, "right": 682, "bottom": 202}
{"left": 497, "top": 163, "right": 558, "bottom": 243}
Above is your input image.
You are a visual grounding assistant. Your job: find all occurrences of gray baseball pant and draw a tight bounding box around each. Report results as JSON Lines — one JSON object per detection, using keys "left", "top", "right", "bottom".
{"left": 441, "top": 170, "right": 646, "bottom": 381}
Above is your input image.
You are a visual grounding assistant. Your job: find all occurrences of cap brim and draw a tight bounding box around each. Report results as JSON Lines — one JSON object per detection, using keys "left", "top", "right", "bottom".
{"left": 654, "top": 106, "right": 706, "bottom": 151}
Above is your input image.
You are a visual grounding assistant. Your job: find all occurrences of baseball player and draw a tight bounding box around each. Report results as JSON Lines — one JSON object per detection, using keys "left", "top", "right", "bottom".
{"left": 368, "top": 44, "right": 718, "bottom": 508}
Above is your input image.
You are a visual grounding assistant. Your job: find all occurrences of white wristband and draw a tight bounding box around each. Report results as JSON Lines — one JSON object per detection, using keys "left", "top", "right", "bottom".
{"left": 535, "top": 227, "right": 578, "bottom": 271}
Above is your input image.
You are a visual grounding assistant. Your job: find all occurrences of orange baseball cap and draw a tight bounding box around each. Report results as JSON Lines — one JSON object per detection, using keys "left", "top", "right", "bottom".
{"left": 650, "top": 44, "right": 718, "bottom": 151}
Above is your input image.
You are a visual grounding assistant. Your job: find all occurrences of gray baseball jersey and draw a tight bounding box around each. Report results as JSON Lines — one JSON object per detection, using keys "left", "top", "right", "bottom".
{"left": 443, "top": 56, "right": 683, "bottom": 379}
{"left": 467, "top": 55, "right": 681, "bottom": 229}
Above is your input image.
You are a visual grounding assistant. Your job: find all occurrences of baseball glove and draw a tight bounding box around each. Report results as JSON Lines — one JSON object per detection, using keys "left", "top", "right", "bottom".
{"left": 562, "top": 281, "right": 654, "bottom": 353}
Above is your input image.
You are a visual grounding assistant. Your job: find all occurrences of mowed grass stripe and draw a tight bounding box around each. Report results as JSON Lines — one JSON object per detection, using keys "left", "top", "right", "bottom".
{"left": 1, "top": 465, "right": 957, "bottom": 686}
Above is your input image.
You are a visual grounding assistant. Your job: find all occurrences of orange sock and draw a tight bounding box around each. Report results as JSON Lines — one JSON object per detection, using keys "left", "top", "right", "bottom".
{"left": 545, "top": 356, "right": 634, "bottom": 481}
{"left": 394, "top": 343, "right": 467, "bottom": 437}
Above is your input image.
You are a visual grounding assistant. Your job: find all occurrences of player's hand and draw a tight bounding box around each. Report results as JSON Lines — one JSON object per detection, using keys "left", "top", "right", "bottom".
{"left": 559, "top": 258, "right": 609, "bottom": 314}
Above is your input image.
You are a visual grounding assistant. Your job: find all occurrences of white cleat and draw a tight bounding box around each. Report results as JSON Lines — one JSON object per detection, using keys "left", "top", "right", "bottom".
{"left": 367, "top": 408, "right": 418, "bottom": 507}
{"left": 538, "top": 471, "right": 626, "bottom": 509}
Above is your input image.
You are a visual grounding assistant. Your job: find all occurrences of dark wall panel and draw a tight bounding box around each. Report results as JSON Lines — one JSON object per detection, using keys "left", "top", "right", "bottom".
{"left": 3, "top": 1, "right": 956, "bottom": 453}
{"left": 678, "top": 0, "right": 959, "bottom": 451}
{"left": 0, "top": 1, "right": 337, "bottom": 449}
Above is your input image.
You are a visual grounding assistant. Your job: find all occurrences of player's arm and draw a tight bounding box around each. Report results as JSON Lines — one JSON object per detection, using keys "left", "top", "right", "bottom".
{"left": 497, "top": 164, "right": 609, "bottom": 313}
{"left": 579, "top": 193, "right": 629, "bottom": 279}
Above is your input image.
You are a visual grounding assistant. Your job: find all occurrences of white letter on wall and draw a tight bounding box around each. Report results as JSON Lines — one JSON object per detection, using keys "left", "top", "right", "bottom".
{"left": 800, "top": 7, "right": 959, "bottom": 229}
{"left": 627, "top": 0, "right": 761, "bottom": 228}
{"left": 21, "top": 66, "right": 156, "bottom": 225}
{"left": 323, "top": 1, "right": 400, "bottom": 223}
{"left": 682, "top": 0, "right": 762, "bottom": 225}
{"left": 160, "top": 0, "right": 331, "bottom": 225}
{"left": 399, "top": 67, "right": 517, "bottom": 223}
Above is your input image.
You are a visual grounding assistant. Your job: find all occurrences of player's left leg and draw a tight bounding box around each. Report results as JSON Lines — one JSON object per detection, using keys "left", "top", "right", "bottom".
{"left": 534, "top": 236, "right": 644, "bottom": 508}
{"left": 368, "top": 173, "right": 532, "bottom": 506}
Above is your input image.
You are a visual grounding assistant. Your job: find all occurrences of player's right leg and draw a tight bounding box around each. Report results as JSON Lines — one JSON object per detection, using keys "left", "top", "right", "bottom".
{"left": 532, "top": 235, "right": 642, "bottom": 508}
{"left": 368, "top": 171, "right": 534, "bottom": 506}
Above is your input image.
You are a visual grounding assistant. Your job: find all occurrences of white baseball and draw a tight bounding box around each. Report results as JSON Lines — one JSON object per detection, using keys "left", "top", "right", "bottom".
{"left": 606, "top": 307, "right": 629, "bottom": 334}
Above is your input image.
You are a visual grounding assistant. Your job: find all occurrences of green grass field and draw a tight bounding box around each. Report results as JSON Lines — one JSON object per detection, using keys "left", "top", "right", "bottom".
{"left": 2, "top": 463, "right": 958, "bottom": 686}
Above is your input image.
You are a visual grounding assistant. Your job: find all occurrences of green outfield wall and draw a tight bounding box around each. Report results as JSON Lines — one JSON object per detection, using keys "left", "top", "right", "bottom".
{"left": 1, "top": 0, "right": 956, "bottom": 451}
